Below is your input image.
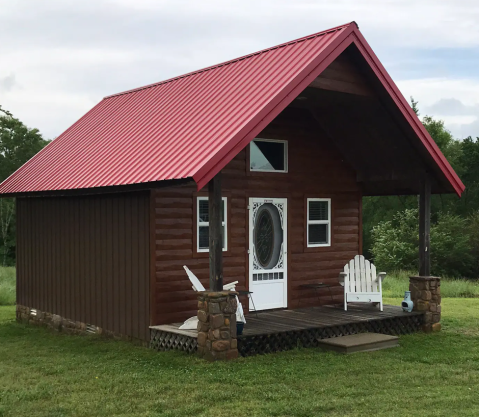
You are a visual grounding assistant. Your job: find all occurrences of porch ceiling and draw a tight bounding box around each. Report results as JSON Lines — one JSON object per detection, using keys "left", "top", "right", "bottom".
{"left": 289, "top": 46, "right": 457, "bottom": 197}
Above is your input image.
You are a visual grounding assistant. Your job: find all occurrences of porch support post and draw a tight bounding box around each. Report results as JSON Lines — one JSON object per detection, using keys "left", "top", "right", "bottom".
{"left": 419, "top": 173, "right": 431, "bottom": 276}
{"left": 208, "top": 172, "right": 223, "bottom": 291}
{"left": 411, "top": 173, "right": 441, "bottom": 333}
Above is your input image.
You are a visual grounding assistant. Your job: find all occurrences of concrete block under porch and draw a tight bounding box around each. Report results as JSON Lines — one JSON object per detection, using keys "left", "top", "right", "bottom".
{"left": 150, "top": 304, "right": 425, "bottom": 357}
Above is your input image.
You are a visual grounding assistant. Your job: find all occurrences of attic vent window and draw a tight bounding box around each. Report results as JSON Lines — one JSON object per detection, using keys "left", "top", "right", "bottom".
{"left": 250, "top": 139, "right": 288, "bottom": 172}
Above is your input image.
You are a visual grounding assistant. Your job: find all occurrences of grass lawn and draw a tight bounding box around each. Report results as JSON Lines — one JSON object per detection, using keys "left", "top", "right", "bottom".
{"left": 382, "top": 270, "right": 479, "bottom": 298}
{"left": 0, "top": 298, "right": 478, "bottom": 416}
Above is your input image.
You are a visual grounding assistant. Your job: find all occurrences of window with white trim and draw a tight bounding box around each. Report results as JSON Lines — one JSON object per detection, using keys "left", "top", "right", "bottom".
{"left": 250, "top": 138, "right": 288, "bottom": 172}
{"left": 307, "top": 198, "right": 331, "bottom": 247}
{"left": 197, "top": 197, "right": 227, "bottom": 252}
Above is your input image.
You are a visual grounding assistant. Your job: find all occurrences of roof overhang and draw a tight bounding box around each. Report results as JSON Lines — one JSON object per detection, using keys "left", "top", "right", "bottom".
{"left": 192, "top": 25, "right": 464, "bottom": 197}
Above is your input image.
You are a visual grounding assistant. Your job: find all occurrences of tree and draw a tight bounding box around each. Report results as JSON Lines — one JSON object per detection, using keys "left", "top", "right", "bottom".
{"left": 0, "top": 106, "right": 49, "bottom": 265}
{"left": 458, "top": 136, "right": 479, "bottom": 213}
{"left": 363, "top": 99, "right": 468, "bottom": 261}
{"left": 371, "top": 209, "right": 475, "bottom": 277}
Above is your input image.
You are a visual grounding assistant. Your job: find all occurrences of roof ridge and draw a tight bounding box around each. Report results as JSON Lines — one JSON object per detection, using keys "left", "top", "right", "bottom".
{"left": 104, "top": 22, "right": 354, "bottom": 99}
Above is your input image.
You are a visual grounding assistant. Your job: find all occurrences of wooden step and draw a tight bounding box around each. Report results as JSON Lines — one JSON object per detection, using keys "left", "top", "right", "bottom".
{"left": 317, "top": 333, "right": 399, "bottom": 354}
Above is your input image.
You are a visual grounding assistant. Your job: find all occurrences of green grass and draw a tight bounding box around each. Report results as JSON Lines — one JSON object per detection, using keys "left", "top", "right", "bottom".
{"left": 1, "top": 268, "right": 479, "bottom": 416}
{"left": 0, "top": 266, "right": 15, "bottom": 306}
{"left": 383, "top": 270, "right": 479, "bottom": 298}
{"left": 0, "top": 298, "right": 479, "bottom": 416}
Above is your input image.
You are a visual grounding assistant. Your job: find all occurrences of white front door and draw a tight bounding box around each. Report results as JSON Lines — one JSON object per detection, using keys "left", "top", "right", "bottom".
{"left": 249, "top": 198, "right": 287, "bottom": 311}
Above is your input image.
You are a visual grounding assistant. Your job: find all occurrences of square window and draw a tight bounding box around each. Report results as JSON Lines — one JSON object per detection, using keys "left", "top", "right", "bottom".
{"left": 308, "top": 224, "right": 328, "bottom": 245}
{"left": 198, "top": 226, "right": 209, "bottom": 249}
{"left": 198, "top": 199, "right": 209, "bottom": 222}
{"left": 307, "top": 198, "right": 331, "bottom": 247}
{"left": 250, "top": 139, "right": 287, "bottom": 172}
{"left": 197, "top": 197, "right": 227, "bottom": 252}
{"left": 309, "top": 201, "right": 329, "bottom": 221}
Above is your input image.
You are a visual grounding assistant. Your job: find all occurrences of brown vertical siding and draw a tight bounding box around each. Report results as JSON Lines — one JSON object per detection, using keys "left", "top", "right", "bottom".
{"left": 16, "top": 192, "right": 150, "bottom": 341}
{"left": 153, "top": 108, "right": 361, "bottom": 325}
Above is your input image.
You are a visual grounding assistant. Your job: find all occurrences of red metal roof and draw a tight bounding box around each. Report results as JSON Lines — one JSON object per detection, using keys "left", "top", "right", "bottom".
{"left": 0, "top": 22, "right": 464, "bottom": 196}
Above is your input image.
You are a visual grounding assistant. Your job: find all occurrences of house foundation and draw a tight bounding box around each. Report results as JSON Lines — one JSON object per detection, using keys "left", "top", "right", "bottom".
{"left": 16, "top": 304, "right": 147, "bottom": 345}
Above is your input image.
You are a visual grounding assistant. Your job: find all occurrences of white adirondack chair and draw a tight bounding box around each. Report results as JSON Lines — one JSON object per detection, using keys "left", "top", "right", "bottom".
{"left": 338, "top": 255, "right": 386, "bottom": 311}
{"left": 179, "top": 266, "right": 245, "bottom": 330}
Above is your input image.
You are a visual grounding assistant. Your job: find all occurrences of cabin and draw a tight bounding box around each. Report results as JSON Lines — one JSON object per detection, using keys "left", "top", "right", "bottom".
{"left": 0, "top": 22, "right": 463, "bottom": 353}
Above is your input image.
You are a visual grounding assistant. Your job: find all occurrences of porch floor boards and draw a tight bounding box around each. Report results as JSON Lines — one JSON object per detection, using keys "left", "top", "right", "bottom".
{"left": 241, "top": 304, "right": 420, "bottom": 336}
{"left": 149, "top": 304, "right": 425, "bottom": 356}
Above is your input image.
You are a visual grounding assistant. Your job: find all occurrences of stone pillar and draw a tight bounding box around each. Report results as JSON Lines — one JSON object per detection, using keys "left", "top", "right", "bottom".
{"left": 409, "top": 276, "right": 441, "bottom": 332}
{"left": 197, "top": 291, "right": 239, "bottom": 361}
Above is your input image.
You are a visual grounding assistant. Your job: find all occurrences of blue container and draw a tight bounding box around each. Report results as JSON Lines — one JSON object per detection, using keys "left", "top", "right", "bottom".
{"left": 402, "top": 291, "right": 414, "bottom": 312}
{"left": 237, "top": 321, "right": 245, "bottom": 335}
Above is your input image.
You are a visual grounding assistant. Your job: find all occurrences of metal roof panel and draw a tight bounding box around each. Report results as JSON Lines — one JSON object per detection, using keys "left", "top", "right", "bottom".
{"left": 0, "top": 22, "right": 464, "bottom": 196}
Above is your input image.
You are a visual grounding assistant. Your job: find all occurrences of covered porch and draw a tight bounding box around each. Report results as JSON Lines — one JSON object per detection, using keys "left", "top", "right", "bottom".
{"left": 148, "top": 26, "right": 460, "bottom": 359}
{"left": 150, "top": 303, "right": 424, "bottom": 357}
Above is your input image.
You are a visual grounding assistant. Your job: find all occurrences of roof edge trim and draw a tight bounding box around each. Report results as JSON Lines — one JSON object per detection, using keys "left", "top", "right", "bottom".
{"left": 1, "top": 177, "right": 194, "bottom": 199}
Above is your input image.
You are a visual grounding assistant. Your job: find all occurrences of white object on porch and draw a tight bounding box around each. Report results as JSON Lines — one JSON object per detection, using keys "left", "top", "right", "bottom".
{"left": 178, "top": 266, "right": 245, "bottom": 330}
{"left": 338, "top": 255, "right": 386, "bottom": 311}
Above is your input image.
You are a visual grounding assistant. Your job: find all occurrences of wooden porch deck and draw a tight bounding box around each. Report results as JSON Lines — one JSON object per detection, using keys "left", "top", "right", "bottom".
{"left": 150, "top": 304, "right": 424, "bottom": 357}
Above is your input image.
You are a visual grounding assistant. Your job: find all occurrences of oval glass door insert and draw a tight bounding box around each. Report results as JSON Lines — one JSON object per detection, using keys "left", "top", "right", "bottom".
{"left": 255, "top": 209, "right": 274, "bottom": 267}
{"left": 253, "top": 203, "right": 283, "bottom": 270}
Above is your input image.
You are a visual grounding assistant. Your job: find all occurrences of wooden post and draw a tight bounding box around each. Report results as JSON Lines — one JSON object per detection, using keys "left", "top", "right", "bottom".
{"left": 419, "top": 174, "right": 431, "bottom": 276}
{"left": 208, "top": 172, "right": 223, "bottom": 291}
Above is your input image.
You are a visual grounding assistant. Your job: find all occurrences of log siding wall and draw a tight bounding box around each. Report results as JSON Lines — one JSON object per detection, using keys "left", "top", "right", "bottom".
{"left": 153, "top": 109, "right": 361, "bottom": 325}
{"left": 16, "top": 192, "right": 150, "bottom": 341}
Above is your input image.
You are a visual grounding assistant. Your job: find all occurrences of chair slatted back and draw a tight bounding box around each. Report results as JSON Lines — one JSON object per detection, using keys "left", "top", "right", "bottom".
{"left": 343, "top": 255, "right": 378, "bottom": 293}
{"left": 183, "top": 265, "right": 206, "bottom": 292}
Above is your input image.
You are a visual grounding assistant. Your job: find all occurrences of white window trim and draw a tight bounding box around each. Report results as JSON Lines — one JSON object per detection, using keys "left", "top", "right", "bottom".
{"left": 197, "top": 196, "right": 227, "bottom": 252}
{"left": 307, "top": 198, "right": 331, "bottom": 248}
{"left": 249, "top": 138, "right": 288, "bottom": 173}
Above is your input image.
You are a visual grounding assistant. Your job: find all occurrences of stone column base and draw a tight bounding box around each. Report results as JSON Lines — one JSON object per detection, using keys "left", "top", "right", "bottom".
{"left": 409, "top": 276, "right": 441, "bottom": 332}
{"left": 197, "top": 291, "right": 239, "bottom": 361}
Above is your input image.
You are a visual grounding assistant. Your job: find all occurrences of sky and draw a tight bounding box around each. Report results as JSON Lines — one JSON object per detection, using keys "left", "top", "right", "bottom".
{"left": 1, "top": 0, "right": 479, "bottom": 140}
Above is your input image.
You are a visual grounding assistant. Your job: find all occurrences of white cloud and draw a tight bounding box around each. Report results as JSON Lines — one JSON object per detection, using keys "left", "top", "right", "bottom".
{"left": 0, "top": 74, "right": 16, "bottom": 92}
{"left": 1, "top": 0, "right": 479, "bottom": 138}
{"left": 397, "top": 78, "right": 479, "bottom": 108}
{"left": 108, "top": 0, "right": 479, "bottom": 48}
{"left": 397, "top": 78, "right": 479, "bottom": 139}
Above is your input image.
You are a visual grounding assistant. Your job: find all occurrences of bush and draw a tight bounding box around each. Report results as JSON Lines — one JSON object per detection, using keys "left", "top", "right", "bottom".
{"left": 371, "top": 208, "right": 476, "bottom": 278}
{"left": 371, "top": 209, "right": 418, "bottom": 272}
{"left": 0, "top": 266, "right": 15, "bottom": 305}
{"left": 431, "top": 213, "right": 474, "bottom": 277}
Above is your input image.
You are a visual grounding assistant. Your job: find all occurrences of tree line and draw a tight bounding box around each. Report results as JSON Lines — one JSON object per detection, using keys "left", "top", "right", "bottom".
{"left": 0, "top": 106, "right": 49, "bottom": 266}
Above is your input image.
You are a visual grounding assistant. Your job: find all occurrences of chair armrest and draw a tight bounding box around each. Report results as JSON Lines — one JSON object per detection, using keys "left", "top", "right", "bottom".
{"left": 376, "top": 272, "right": 387, "bottom": 282}
{"left": 223, "top": 281, "right": 239, "bottom": 291}
{"left": 338, "top": 272, "right": 347, "bottom": 287}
